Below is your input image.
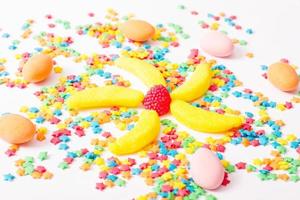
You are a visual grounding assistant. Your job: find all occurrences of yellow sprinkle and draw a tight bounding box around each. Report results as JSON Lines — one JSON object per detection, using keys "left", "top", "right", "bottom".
{"left": 221, "top": 160, "right": 230, "bottom": 168}
{"left": 19, "top": 106, "right": 29, "bottom": 113}
{"left": 53, "top": 66, "right": 63, "bottom": 73}
{"left": 286, "top": 134, "right": 297, "bottom": 142}
{"left": 253, "top": 158, "right": 263, "bottom": 166}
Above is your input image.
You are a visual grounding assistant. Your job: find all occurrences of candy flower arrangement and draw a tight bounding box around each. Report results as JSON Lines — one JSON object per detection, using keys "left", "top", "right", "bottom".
{"left": 0, "top": 3, "right": 299, "bottom": 200}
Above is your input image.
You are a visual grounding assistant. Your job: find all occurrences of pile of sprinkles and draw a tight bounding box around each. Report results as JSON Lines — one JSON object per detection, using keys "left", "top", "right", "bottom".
{"left": 0, "top": 5, "right": 300, "bottom": 200}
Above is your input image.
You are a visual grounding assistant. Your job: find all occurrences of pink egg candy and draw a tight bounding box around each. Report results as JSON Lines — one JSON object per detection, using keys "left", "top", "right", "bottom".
{"left": 200, "top": 31, "right": 234, "bottom": 57}
{"left": 189, "top": 148, "right": 225, "bottom": 190}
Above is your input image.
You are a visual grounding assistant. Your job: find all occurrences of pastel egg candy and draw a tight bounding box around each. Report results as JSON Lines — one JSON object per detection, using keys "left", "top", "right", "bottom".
{"left": 267, "top": 62, "right": 299, "bottom": 92}
{"left": 22, "top": 54, "right": 53, "bottom": 83}
{"left": 119, "top": 19, "right": 155, "bottom": 42}
{"left": 200, "top": 31, "right": 234, "bottom": 57}
{"left": 0, "top": 114, "right": 36, "bottom": 144}
{"left": 189, "top": 148, "right": 225, "bottom": 190}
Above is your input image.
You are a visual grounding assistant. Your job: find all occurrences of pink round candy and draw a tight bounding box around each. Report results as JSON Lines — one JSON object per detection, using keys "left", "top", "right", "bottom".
{"left": 189, "top": 148, "right": 225, "bottom": 190}
{"left": 200, "top": 31, "right": 234, "bottom": 57}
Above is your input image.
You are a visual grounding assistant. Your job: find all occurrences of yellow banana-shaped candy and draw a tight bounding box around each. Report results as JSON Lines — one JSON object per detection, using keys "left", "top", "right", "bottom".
{"left": 115, "top": 56, "right": 166, "bottom": 87}
{"left": 67, "top": 85, "right": 144, "bottom": 110}
{"left": 171, "top": 63, "right": 212, "bottom": 102}
{"left": 109, "top": 110, "right": 160, "bottom": 155}
{"left": 170, "top": 100, "right": 244, "bottom": 133}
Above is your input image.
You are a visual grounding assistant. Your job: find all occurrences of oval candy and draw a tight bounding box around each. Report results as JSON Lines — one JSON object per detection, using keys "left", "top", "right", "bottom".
{"left": 22, "top": 54, "right": 53, "bottom": 83}
{"left": 200, "top": 31, "right": 234, "bottom": 57}
{"left": 189, "top": 148, "right": 225, "bottom": 190}
{"left": 119, "top": 20, "right": 155, "bottom": 42}
{"left": 0, "top": 114, "right": 36, "bottom": 144}
{"left": 267, "top": 62, "right": 299, "bottom": 92}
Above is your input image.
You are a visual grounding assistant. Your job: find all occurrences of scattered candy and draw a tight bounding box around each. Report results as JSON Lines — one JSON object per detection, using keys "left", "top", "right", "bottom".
{"left": 190, "top": 148, "right": 225, "bottom": 190}
{"left": 200, "top": 31, "right": 234, "bottom": 57}
{"left": 267, "top": 62, "right": 299, "bottom": 92}
{"left": 22, "top": 54, "right": 53, "bottom": 83}
{"left": 0, "top": 114, "right": 36, "bottom": 144}
{"left": 119, "top": 19, "right": 155, "bottom": 42}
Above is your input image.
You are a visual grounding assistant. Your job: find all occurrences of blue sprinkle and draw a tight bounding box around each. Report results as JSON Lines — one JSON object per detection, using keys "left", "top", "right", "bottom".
{"left": 53, "top": 109, "right": 62, "bottom": 116}
{"left": 261, "top": 65, "right": 268, "bottom": 71}
{"left": 107, "top": 174, "right": 118, "bottom": 182}
{"left": 59, "top": 135, "right": 70, "bottom": 143}
{"left": 67, "top": 152, "right": 78, "bottom": 158}
{"left": 2, "top": 33, "right": 10, "bottom": 38}
{"left": 131, "top": 168, "right": 142, "bottom": 175}
{"left": 168, "top": 164, "right": 177, "bottom": 171}
{"left": 59, "top": 143, "right": 69, "bottom": 150}
{"left": 85, "top": 152, "right": 96, "bottom": 160}
{"left": 29, "top": 107, "right": 39, "bottom": 113}
{"left": 3, "top": 173, "right": 15, "bottom": 182}
{"left": 246, "top": 28, "right": 254, "bottom": 34}
{"left": 107, "top": 160, "right": 117, "bottom": 168}
{"left": 35, "top": 116, "right": 45, "bottom": 124}
{"left": 216, "top": 152, "right": 223, "bottom": 160}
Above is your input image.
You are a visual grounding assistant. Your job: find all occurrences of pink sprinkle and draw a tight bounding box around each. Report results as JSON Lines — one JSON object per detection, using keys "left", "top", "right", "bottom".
{"left": 216, "top": 145, "right": 225, "bottom": 152}
{"left": 102, "top": 132, "right": 111, "bottom": 138}
{"left": 250, "top": 140, "right": 259, "bottom": 146}
{"left": 119, "top": 165, "right": 130, "bottom": 171}
{"left": 139, "top": 163, "right": 148, "bottom": 170}
{"left": 209, "top": 84, "right": 218, "bottom": 91}
{"left": 246, "top": 118, "right": 255, "bottom": 124}
{"left": 178, "top": 189, "right": 190, "bottom": 196}
{"left": 235, "top": 25, "right": 242, "bottom": 30}
{"left": 285, "top": 102, "right": 293, "bottom": 109}
{"left": 75, "top": 129, "right": 85, "bottom": 137}
{"left": 35, "top": 166, "right": 47, "bottom": 173}
{"left": 262, "top": 73, "right": 268, "bottom": 79}
{"left": 48, "top": 23, "right": 55, "bottom": 28}
{"left": 296, "top": 147, "right": 300, "bottom": 154}
{"left": 244, "top": 88, "right": 253, "bottom": 94}
{"left": 214, "top": 16, "right": 220, "bottom": 21}
{"left": 64, "top": 157, "right": 74, "bottom": 164}
{"left": 110, "top": 167, "right": 121, "bottom": 175}
{"left": 96, "top": 182, "right": 106, "bottom": 190}
{"left": 263, "top": 165, "right": 273, "bottom": 171}
{"left": 201, "top": 23, "right": 209, "bottom": 29}
{"left": 88, "top": 12, "right": 95, "bottom": 17}
{"left": 50, "top": 137, "right": 61, "bottom": 145}
{"left": 280, "top": 58, "right": 289, "bottom": 63}
{"left": 148, "top": 152, "right": 158, "bottom": 159}
{"left": 127, "top": 158, "right": 136, "bottom": 166}
{"left": 230, "top": 15, "right": 237, "bottom": 20}
{"left": 81, "top": 148, "right": 89, "bottom": 155}
{"left": 157, "top": 155, "right": 168, "bottom": 161}
{"left": 5, "top": 149, "right": 16, "bottom": 157}
{"left": 45, "top": 14, "right": 52, "bottom": 19}
{"left": 221, "top": 172, "right": 230, "bottom": 186}
{"left": 171, "top": 42, "right": 179, "bottom": 47}
{"left": 216, "top": 109, "right": 225, "bottom": 114}
{"left": 235, "top": 162, "right": 246, "bottom": 169}
{"left": 161, "top": 185, "right": 173, "bottom": 192}
{"left": 256, "top": 130, "right": 265, "bottom": 135}
{"left": 191, "top": 11, "right": 198, "bottom": 15}
{"left": 99, "top": 171, "right": 108, "bottom": 179}
{"left": 50, "top": 117, "right": 61, "bottom": 124}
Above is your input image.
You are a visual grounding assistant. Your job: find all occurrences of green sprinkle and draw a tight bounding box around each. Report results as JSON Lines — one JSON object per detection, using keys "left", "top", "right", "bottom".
{"left": 206, "top": 194, "right": 217, "bottom": 200}
{"left": 58, "top": 162, "right": 69, "bottom": 170}
{"left": 38, "top": 152, "right": 48, "bottom": 161}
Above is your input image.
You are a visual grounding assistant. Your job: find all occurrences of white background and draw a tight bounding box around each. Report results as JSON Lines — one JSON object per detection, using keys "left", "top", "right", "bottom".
{"left": 0, "top": 0, "right": 299, "bottom": 199}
